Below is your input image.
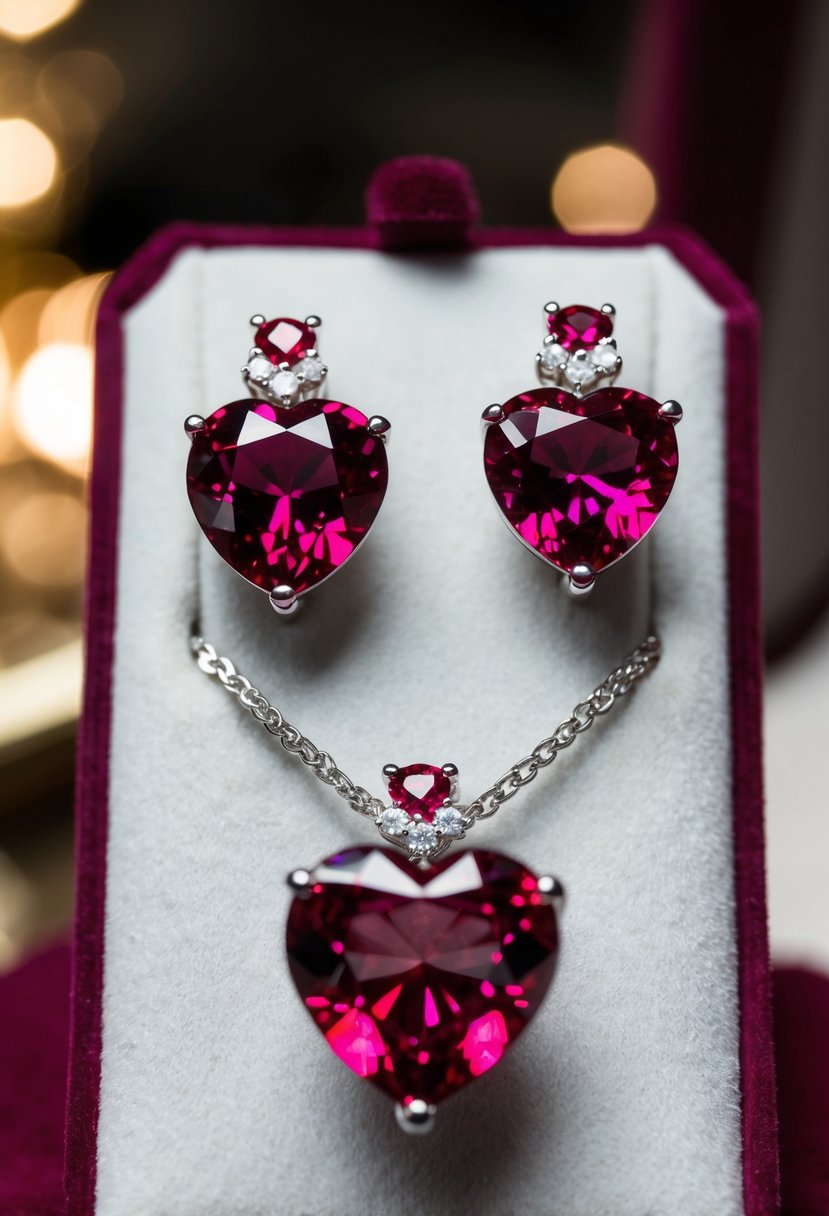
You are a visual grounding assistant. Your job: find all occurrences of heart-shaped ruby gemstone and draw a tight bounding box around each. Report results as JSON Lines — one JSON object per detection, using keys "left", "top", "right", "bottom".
{"left": 286, "top": 846, "right": 558, "bottom": 1108}
{"left": 186, "top": 398, "right": 388, "bottom": 596}
{"left": 483, "top": 386, "right": 678, "bottom": 576}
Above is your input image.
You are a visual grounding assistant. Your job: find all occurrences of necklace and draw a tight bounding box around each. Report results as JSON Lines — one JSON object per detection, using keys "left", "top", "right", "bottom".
{"left": 191, "top": 631, "right": 661, "bottom": 1131}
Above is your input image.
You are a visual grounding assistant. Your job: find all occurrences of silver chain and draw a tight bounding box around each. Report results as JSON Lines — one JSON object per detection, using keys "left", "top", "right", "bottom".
{"left": 190, "top": 632, "right": 661, "bottom": 824}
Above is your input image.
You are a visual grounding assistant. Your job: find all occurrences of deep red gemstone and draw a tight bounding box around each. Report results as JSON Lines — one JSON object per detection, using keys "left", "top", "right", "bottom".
{"left": 255, "top": 316, "right": 316, "bottom": 366}
{"left": 186, "top": 398, "right": 388, "bottom": 596}
{"left": 547, "top": 304, "right": 613, "bottom": 350}
{"left": 388, "top": 764, "right": 451, "bottom": 822}
{"left": 286, "top": 846, "right": 558, "bottom": 1107}
{"left": 483, "top": 386, "right": 678, "bottom": 575}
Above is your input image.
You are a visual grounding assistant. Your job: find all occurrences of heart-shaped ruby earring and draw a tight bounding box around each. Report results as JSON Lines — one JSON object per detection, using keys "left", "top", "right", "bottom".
{"left": 286, "top": 846, "right": 561, "bottom": 1131}
{"left": 483, "top": 301, "right": 682, "bottom": 594}
{"left": 185, "top": 314, "right": 390, "bottom": 615}
{"left": 483, "top": 386, "right": 680, "bottom": 592}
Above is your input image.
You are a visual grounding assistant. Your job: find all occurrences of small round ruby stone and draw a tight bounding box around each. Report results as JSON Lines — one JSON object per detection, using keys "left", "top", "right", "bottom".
{"left": 286, "top": 846, "right": 558, "bottom": 1107}
{"left": 388, "top": 764, "right": 451, "bottom": 822}
{"left": 483, "top": 386, "right": 678, "bottom": 575}
{"left": 255, "top": 316, "right": 316, "bottom": 366}
{"left": 548, "top": 304, "right": 613, "bottom": 350}
{"left": 186, "top": 398, "right": 388, "bottom": 596}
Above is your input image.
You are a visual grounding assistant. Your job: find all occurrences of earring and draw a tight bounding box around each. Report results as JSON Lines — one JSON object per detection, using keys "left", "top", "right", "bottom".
{"left": 185, "top": 313, "right": 390, "bottom": 615}
{"left": 482, "top": 302, "right": 681, "bottom": 596}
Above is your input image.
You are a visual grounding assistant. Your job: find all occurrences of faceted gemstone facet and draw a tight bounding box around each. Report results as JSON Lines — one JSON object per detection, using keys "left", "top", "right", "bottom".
{"left": 388, "top": 763, "right": 451, "bottom": 822}
{"left": 483, "top": 386, "right": 678, "bottom": 575}
{"left": 286, "top": 846, "right": 559, "bottom": 1107}
{"left": 187, "top": 398, "right": 388, "bottom": 596}
{"left": 255, "top": 316, "right": 316, "bottom": 366}
{"left": 547, "top": 304, "right": 613, "bottom": 350}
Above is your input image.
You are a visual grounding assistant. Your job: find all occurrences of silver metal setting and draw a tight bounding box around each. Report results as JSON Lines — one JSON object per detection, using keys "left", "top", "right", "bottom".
{"left": 184, "top": 414, "right": 206, "bottom": 440}
{"left": 395, "top": 1098, "right": 436, "bottom": 1134}
{"left": 287, "top": 868, "right": 312, "bottom": 893}
{"left": 478, "top": 403, "right": 503, "bottom": 428}
{"left": 191, "top": 633, "right": 661, "bottom": 844}
{"left": 567, "top": 562, "right": 596, "bottom": 598}
{"left": 537, "top": 874, "right": 565, "bottom": 916}
{"left": 659, "top": 399, "right": 684, "bottom": 424}
{"left": 269, "top": 585, "right": 299, "bottom": 616}
{"left": 367, "top": 415, "right": 391, "bottom": 443}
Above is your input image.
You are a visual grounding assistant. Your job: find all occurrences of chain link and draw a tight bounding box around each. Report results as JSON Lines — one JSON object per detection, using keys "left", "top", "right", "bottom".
{"left": 190, "top": 633, "right": 661, "bottom": 824}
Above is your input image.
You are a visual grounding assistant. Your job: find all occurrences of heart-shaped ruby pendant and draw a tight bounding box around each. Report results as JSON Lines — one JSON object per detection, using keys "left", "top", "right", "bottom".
{"left": 186, "top": 398, "right": 388, "bottom": 597}
{"left": 483, "top": 386, "right": 679, "bottom": 577}
{"left": 286, "top": 846, "right": 559, "bottom": 1128}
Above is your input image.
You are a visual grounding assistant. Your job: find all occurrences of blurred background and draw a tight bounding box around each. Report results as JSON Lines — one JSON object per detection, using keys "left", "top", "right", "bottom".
{"left": 0, "top": 0, "right": 827, "bottom": 985}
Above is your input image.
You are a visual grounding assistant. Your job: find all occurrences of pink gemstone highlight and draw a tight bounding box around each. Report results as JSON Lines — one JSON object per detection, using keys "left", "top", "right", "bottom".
{"left": 547, "top": 304, "right": 613, "bottom": 350}
{"left": 325, "top": 1008, "right": 387, "bottom": 1077}
{"left": 286, "top": 846, "right": 559, "bottom": 1107}
{"left": 387, "top": 763, "right": 452, "bottom": 822}
{"left": 483, "top": 386, "right": 678, "bottom": 576}
{"left": 254, "top": 316, "right": 316, "bottom": 365}
{"left": 186, "top": 398, "right": 388, "bottom": 596}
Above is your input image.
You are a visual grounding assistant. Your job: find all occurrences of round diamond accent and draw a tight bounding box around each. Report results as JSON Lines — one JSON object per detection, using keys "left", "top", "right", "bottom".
{"left": 379, "top": 807, "right": 410, "bottom": 837}
{"left": 539, "top": 342, "right": 568, "bottom": 371}
{"left": 592, "top": 344, "right": 619, "bottom": 372}
{"left": 245, "top": 354, "right": 274, "bottom": 385}
{"left": 433, "top": 806, "right": 464, "bottom": 837}
{"left": 270, "top": 370, "right": 301, "bottom": 404}
{"left": 296, "top": 355, "right": 325, "bottom": 386}
{"left": 565, "top": 358, "right": 596, "bottom": 386}
{"left": 406, "top": 822, "right": 439, "bottom": 855}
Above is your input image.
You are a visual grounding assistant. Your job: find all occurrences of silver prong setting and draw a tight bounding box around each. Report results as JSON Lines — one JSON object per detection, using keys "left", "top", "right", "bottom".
{"left": 249, "top": 314, "right": 265, "bottom": 327}
{"left": 184, "top": 414, "right": 206, "bottom": 440}
{"left": 600, "top": 302, "right": 616, "bottom": 316}
{"left": 482, "top": 403, "right": 504, "bottom": 426}
{"left": 395, "top": 1098, "right": 436, "bottom": 1135}
{"left": 567, "top": 563, "right": 596, "bottom": 597}
{"left": 305, "top": 314, "right": 322, "bottom": 328}
{"left": 382, "top": 764, "right": 399, "bottom": 788}
{"left": 442, "top": 763, "right": 460, "bottom": 801}
{"left": 287, "top": 867, "right": 312, "bottom": 893}
{"left": 544, "top": 300, "right": 559, "bottom": 316}
{"left": 269, "top": 585, "right": 299, "bottom": 616}
{"left": 367, "top": 415, "right": 391, "bottom": 443}
{"left": 537, "top": 874, "right": 565, "bottom": 915}
{"left": 659, "top": 399, "right": 683, "bottom": 424}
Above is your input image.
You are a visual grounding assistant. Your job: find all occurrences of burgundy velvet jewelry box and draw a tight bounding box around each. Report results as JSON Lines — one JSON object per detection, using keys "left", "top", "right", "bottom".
{"left": 62, "top": 159, "right": 776, "bottom": 1215}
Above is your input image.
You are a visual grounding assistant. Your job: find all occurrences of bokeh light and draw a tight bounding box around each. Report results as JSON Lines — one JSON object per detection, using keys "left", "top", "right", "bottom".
{"left": 1, "top": 491, "right": 87, "bottom": 588}
{"left": 0, "top": 0, "right": 81, "bottom": 42}
{"left": 12, "top": 342, "right": 93, "bottom": 476}
{"left": 0, "top": 118, "right": 58, "bottom": 208}
{"left": 39, "top": 272, "right": 110, "bottom": 346}
{"left": 552, "top": 144, "right": 657, "bottom": 235}
{"left": 38, "top": 51, "right": 123, "bottom": 144}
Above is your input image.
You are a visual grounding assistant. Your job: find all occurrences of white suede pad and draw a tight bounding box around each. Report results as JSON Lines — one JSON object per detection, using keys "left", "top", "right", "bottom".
{"left": 94, "top": 242, "right": 743, "bottom": 1215}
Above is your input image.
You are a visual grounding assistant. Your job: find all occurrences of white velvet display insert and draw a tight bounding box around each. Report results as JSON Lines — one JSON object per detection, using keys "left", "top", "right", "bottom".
{"left": 96, "top": 243, "right": 743, "bottom": 1215}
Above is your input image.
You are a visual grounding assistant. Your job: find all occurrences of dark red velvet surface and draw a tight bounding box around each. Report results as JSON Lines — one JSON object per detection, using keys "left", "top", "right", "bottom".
{"left": 365, "top": 155, "right": 480, "bottom": 248}
{"left": 0, "top": 944, "right": 69, "bottom": 1216}
{"left": 52, "top": 159, "right": 777, "bottom": 1214}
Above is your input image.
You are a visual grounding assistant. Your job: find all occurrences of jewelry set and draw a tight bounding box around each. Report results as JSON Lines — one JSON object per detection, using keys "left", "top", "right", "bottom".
{"left": 183, "top": 302, "right": 681, "bottom": 1132}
